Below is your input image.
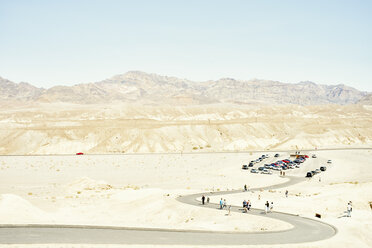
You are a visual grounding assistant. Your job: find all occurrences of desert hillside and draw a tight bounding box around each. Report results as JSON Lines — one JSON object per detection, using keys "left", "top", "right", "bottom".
{"left": 0, "top": 103, "right": 371, "bottom": 155}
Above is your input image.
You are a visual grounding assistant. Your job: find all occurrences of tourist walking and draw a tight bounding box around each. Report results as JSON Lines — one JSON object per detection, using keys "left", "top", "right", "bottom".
{"left": 219, "top": 198, "right": 223, "bottom": 209}
{"left": 223, "top": 199, "right": 227, "bottom": 209}
{"left": 270, "top": 202, "right": 274, "bottom": 212}
{"left": 202, "top": 195, "right": 205, "bottom": 205}
{"left": 247, "top": 200, "right": 251, "bottom": 210}
{"left": 265, "top": 201, "right": 270, "bottom": 214}
{"left": 347, "top": 201, "right": 352, "bottom": 217}
{"left": 206, "top": 197, "right": 210, "bottom": 204}
{"left": 244, "top": 184, "right": 247, "bottom": 191}
{"left": 285, "top": 190, "right": 288, "bottom": 198}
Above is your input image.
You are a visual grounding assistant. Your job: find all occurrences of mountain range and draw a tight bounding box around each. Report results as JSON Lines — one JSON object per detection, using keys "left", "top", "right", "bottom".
{"left": 0, "top": 71, "right": 370, "bottom": 105}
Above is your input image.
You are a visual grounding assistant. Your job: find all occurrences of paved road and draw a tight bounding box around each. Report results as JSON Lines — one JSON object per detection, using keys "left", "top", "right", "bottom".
{"left": 0, "top": 176, "right": 337, "bottom": 245}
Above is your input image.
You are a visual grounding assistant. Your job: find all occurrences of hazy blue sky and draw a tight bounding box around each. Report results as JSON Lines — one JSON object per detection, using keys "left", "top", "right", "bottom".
{"left": 0, "top": 0, "right": 371, "bottom": 91}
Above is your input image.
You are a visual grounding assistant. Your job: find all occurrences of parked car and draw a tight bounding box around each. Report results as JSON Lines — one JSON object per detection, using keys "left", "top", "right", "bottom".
{"left": 249, "top": 162, "right": 254, "bottom": 167}
{"left": 242, "top": 164, "right": 248, "bottom": 170}
{"left": 320, "top": 166, "right": 327, "bottom": 171}
{"left": 312, "top": 154, "right": 317, "bottom": 158}
{"left": 306, "top": 172, "right": 313, "bottom": 177}
{"left": 258, "top": 167, "right": 265, "bottom": 171}
{"left": 76, "top": 152, "right": 84, "bottom": 155}
{"left": 251, "top": 169, "right": 259, "bottom": 173}
{"left": 261, "top": 169, "right": 272, "bottom": 175}
{"left": 274, "top": 153, "right": 280, "bottom": 157}
{"left": 315, "top": 169, "right": 321, "bottom": 173}
{"left": 327, "top": 160, "right": 332, "bottom": 164}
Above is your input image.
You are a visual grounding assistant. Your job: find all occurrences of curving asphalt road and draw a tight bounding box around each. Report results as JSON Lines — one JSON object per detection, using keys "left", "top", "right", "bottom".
{"left": 0, "top": 175, "right": 337, "bottom": 245}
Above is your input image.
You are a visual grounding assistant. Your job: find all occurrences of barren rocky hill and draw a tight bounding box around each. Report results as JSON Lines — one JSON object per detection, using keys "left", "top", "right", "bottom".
{"left": 0, "top": 72, "right": 368, "bottom": 105}
{"left": 0, "top": 103, "right": 371, "bottom": 154}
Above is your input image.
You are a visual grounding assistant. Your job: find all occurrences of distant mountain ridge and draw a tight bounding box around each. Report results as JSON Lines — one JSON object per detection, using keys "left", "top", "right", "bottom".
{"left": 0, "top": 72, "right": 369, "bottom": 105}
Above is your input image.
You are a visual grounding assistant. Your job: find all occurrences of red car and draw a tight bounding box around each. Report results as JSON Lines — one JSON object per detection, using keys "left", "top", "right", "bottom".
{"left": 76, "top": 152, "right": 84, "bottom": 155}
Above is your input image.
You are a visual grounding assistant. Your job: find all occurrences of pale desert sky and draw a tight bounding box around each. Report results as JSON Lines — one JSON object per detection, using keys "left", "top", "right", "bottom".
{"left": 0, "top": 0, "right": 371, "bottom": 91}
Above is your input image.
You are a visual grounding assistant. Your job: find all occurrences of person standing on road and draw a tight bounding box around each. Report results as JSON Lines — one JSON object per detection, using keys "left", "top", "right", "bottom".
{"left": 270, "top": 202, "right": 274, "bottom": 212}
{"left": 265, "top": 201, "right": 269, "bottom": 214}
{"left": 223, "top": 199, "right": 227, "bottom": 209}
{"left": 219, "top": 198, "right": 223, "bottom": 209}
{"left": 201, "top": 195, "right": 205, "bottom": 205}
{"left": 247, "top": 200, "right": 251, "bottom": 211}
{"left": 207, "top": 197, "right": 210, "bottom": 204}
{"left": 244, "top": 184, "right": 247, "bottom": 191}
{"left": 347, "top": 201, "right": 352, "bottom": 217}
{"left": 285, "top": 190, "right": 288, "bottom": 198}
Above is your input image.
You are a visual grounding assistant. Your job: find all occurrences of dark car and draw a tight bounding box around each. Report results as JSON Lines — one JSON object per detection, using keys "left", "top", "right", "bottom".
{"left": 249, "top": 162, "right": 254, "bottom": 167}
{"left": 306, "top": 172, "right": 313, "bottom": 177}
{"left": 258, "top": 167, "right": 265, "bottom": 171}
{"left": 320, "top": 166, "right": 327, "bottom": 171}
{"left": 242, "top": 164, "right": 248, "bottom": 170}
{"left": 274, "top": 153, "right": 279, "bottom": 157}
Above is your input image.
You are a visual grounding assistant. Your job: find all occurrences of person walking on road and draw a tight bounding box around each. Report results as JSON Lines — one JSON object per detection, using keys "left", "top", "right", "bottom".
{"left": 244, "top": 184, "right": 247, "bottom": 191}
{"left": 347, "top": 201, "right": 352, "bottom": 217}
{"left": 270, "top": 202, "right": 274, "bottom": 212}
{"left": 285, "top": 190, "right": 288, "bottom": 198}
{"left": 201, "top": 195, "right": 205, "bottom": 205}
{"left": 265, "top": 201, "right": 270, "bottom": 214}
{"left": 219, "top": 198, "right": 223, "bottom": 209}
{"left": 206, "top": 197, "right": 210, "bottom": 204}
{"left": 223, "top": 199, "right": 227, "bottom": 209}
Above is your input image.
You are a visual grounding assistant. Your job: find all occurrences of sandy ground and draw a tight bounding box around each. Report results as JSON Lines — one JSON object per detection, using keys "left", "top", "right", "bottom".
{"left": 0, "top": 149, "right": 371, "bottom": 247}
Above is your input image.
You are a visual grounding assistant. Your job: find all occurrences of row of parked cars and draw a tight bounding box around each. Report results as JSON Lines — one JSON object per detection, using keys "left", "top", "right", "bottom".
{"left": 306, "top": 159, "right": 331, "bottom": 177}
{"left": 261, "top": 156, "right": 307, "bottom": 172}
{"left": 241, "top": 154, "right": 269, "bottom": 170}
{"left": 306, "top": 166, "right": 327, "bottom": 177}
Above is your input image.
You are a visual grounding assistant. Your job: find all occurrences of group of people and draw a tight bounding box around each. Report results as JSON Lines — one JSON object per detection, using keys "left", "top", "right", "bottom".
{"left": 242, "top": 199, "right": 252, "bottom": 212}
{"left": 265, "top": 201, "right": 274, "bottom": 213}
{"left": 201, "top": 195, "right": 209, "bottom": 205}
{"left": 219, "top": 198, "right": 227, "bottom": 209}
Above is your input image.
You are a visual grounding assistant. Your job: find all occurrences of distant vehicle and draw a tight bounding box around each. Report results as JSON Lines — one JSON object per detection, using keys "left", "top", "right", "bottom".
{"left": 312, "top": 154, "right": 317, "bottom": 158}
{"left": 261, "top": 169, "right": 272, "bottom": 175}
{"left": 320, "top": 166, "right": 327, "bottom": 171}
{"left": 265, "top": 154, "right": 269, "bottom": 158}
{"left": 306, "top": 172, "right": 313, "bottom": 177}
{"left": 327, "top": 160, "right": 332, "bottom": 164}
{"left": 274, "top": 154, "right": 280, "bottom": 157}
{"left": 242, "top": 164, "right": 248, "bottom": 170}
{"left": 258, "top": 167, "right": 265, "bottom": 171}
{"left": 76, "top": 152, "right": 84, "bottom": 155}
{"left": 311, "top": 170, "right": 317, "bottom": 175}
{"left": 251, "top": 169, "right": 259, "bottom": 173}
{"left": 315, "top": 169, "right": 321, "bottom": 173}
{"left": 249, "top": 162, "right": 254, "bottom": 167}
{"left": 304, "top": 155, "right": 309, "bottom": 158}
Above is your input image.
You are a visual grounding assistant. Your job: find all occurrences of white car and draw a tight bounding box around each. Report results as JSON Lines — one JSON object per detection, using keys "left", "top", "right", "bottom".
{"left": 261, "top": 169, "right": 272, "bottom": 175}
{"left": 327, "top": 160, "right": 332, "bottom": 164}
